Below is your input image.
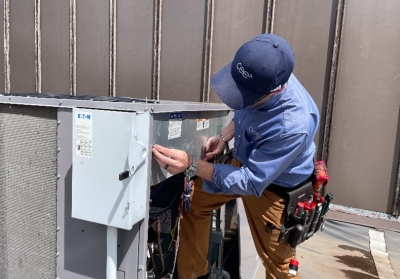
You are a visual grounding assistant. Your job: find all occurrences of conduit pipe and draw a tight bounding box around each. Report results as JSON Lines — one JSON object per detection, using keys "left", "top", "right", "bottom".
{"left": 107, "top": 226, "right": 118, "bottom": 279}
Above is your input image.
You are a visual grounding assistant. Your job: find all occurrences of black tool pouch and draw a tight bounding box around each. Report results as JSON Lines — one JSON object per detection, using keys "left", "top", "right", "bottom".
{"left": 276, "top": 181, "right": 328, "bottom": 249}
{"left": 216, "top": 148, "right": 234, "bottom": 164}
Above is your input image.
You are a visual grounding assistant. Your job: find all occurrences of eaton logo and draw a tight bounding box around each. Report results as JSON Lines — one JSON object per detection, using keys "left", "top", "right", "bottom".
{"left": 77, "top": 113, "right": 91, "bottom": 120}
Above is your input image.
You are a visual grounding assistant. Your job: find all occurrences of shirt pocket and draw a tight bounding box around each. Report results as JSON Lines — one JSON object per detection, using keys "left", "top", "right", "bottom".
{"left": 243, "top": 130, "right": 258, "bottom": 155}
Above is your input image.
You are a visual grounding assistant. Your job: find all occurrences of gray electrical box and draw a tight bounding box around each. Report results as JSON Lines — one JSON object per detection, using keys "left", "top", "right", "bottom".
{"left": 0, "top": 93, "right": 232, "bottom": 279}
{"left": 72, "top": 109, "right": 151, "bottom": 230}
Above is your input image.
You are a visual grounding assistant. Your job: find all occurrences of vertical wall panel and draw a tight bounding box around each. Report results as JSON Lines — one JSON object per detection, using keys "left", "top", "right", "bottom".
{"left": 209, "top": 0, "right": 266, "bottom": 104}
{"left": 76, "top": 1, "right": 109, "bottom": 96}
{"left": 41, "top": 0, "right": 70, "bottom": 94}
{"left": 0, "top": 0, "right": 4, "bottom": 92}
{"left": 328, "top": 0, "right": 400, "bottom": 213}
{"left": 273, "top": 0, "right": 338, "bottom": 157}
{"left": 116, "top": 0, "right": 153, "bottom": 99}
{"left": 208, "top": 3, "right": 265, "bottom": 277}
{"left": 9, "top": 1, "right": 36, "bottom": 92}
{"left": 159, "top": 0, "right": 206, "bottom": 102}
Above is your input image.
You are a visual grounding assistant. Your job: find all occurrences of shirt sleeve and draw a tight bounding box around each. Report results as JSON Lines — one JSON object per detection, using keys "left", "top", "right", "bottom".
{"left": 202, "top": 133, "right": 308, "bottom": 197}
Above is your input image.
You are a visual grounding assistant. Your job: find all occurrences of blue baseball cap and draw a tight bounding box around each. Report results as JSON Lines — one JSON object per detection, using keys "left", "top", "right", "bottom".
{"left": 211, "top": 33, "right": 294, "bottom": 110}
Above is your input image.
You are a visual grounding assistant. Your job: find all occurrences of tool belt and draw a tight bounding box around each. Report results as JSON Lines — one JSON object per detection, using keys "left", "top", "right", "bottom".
{"left": 217, "top": 149, "right": 333, "bottom": 249}
{"left": 268, "top": 174, "right": 333, "bottom": 249}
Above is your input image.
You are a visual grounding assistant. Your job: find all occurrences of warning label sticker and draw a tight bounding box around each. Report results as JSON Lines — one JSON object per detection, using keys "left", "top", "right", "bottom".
{"left": 168, "top": 112, "right": 182, "bottom": 139}
{"left": 196, "top": 118, "right": 210, "bottom": 131}
{"left": 75, "top": 111, "right": 93, "bottom": 158}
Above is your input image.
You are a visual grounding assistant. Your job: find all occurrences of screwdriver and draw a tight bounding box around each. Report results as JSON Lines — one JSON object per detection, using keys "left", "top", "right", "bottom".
{"left": 321, "top": 193, "right": 334, "bottom": 216}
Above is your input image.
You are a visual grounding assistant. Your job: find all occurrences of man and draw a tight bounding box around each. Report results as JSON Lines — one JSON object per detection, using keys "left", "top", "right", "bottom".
{"left": 152, "top": 33, "right": 320, "bottom": 279}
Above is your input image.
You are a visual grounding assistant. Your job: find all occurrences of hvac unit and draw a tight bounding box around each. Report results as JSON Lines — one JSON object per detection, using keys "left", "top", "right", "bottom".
{"left": 0, "top": 93, "right": 232, "bottom": 279}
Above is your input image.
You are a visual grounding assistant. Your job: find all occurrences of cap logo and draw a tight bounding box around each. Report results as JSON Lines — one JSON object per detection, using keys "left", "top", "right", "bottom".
{"left": 236, "top": 63, "right": 252, "bottom": 79}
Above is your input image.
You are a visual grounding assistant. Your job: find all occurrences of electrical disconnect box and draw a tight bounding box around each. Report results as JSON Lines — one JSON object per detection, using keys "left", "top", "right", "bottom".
{"left": 0, "top": 93, "right": 232, "bottom": 279}
{"left": 72, "top": 108, "right": 151, "bottom": 230}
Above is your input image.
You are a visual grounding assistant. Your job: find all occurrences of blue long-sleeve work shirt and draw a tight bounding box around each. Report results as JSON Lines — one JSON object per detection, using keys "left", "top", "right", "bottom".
{"left": 203, "top": 75, "right": 320, "bottom": 197}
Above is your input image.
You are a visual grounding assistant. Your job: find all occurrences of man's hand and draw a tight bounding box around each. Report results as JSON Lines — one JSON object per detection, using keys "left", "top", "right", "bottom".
{"left": 152, "top": 144, "right": 191, "bottom": 175}
{"left": 204, "top": 135, "right": 226, "bottom": 161}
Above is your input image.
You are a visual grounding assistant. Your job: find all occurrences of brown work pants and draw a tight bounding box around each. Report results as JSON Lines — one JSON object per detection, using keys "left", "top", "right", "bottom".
{"left": 177, "top": 161, "right": 300, "bottom": 279}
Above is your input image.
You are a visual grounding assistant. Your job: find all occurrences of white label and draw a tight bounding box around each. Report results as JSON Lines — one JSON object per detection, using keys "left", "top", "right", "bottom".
{"left": 168, "top": 112, "right": 182, "bottom": 139}
{"left": 75, "top": 111, "right": 93, "bottom": 158}
{"left": 196, "top": 118, "right": 210, "bottom": 131}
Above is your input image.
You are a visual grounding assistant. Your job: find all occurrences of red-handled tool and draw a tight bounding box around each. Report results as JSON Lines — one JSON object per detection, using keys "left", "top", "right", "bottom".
{"left": 313, "top": 161, "right": 329, "bottom": 192}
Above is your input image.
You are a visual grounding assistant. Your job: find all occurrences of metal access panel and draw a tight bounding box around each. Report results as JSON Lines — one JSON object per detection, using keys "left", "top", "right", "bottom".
{"left": 72, "top": 109, "right": 151, "bottom": 230}
{"left": 0, "top": 93, "right": 232, "bottom": 279}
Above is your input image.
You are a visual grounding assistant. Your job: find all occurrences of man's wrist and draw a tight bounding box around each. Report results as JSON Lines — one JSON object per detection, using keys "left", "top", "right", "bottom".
{"left": 186, "top": 152, "right": 193, "bottom": 168}
{"left": 184, "top": 154, "right": 198, "bottom": 177}
{"left": 219, "top": 134, "right": 229, "bottom": 144}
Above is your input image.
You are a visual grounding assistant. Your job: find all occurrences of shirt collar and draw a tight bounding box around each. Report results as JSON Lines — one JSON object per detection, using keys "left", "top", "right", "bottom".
{"left": 244, "top": 88, "right": 287, "bottom": 112}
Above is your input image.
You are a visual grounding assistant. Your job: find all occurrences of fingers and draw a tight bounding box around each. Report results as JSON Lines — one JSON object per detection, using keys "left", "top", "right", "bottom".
{"left": 203, "top": 151, "right": 217, "bottom": 161}
{"left": 205, "top": 138, "right": 213, "bottom": 152}
{"left": 152, "top": 144, "right": 188, "bottom": 175}
{"left": 152, "top": 144, "right": 171, "bottom": 157}
{"left": 205, "top": 135, "right": 219, "bottom": 152}
{"left": 152, "top": 146, "right": 172, "bottom": 166}
{"left": 152, "top": 145, "right": 179, "bottom": 164}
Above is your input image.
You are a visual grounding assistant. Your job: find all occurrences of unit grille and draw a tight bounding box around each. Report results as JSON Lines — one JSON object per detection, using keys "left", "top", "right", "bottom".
{"left": 0, "top": 104, "right": 57, "bottom": 279}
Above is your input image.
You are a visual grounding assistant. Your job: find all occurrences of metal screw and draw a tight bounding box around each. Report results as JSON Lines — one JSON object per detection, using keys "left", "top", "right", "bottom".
{"left": 151, "top": 107, "right": 154, "bottom": 112}
{"left": 57, "top": 148, "right": 61, "bottom": 152}
{"left": 138, "top": 265, "right": 143, "bottom": 270}
{"left": 57, "top": 175, "right": 60, "bottom": 179}
{"left": 59, "top": 101, "right": 62, "bottom": 105}
{"left": 144, "top": 106, "right": 148, "bottom": 112}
